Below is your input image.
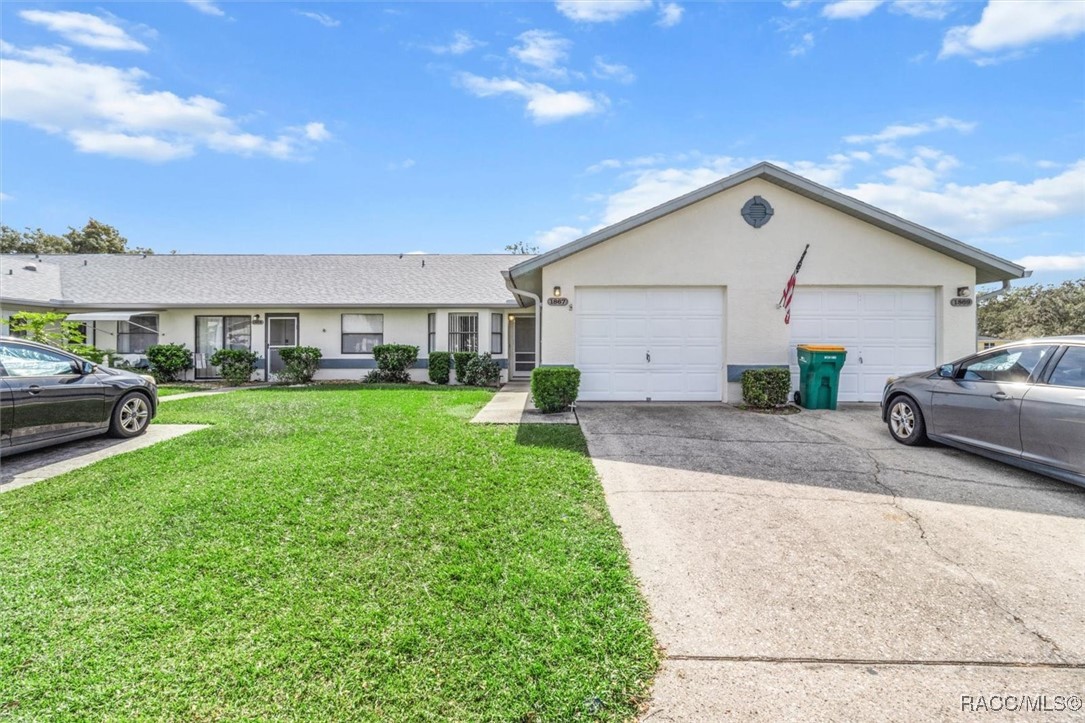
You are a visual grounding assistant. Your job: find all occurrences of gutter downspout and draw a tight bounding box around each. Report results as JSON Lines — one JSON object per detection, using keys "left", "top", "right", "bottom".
{"left": 503, "top": 270, "right": 541, "bottom": 375}
{"left": 977, "top": 269, "right": 1032, "bottom": 303}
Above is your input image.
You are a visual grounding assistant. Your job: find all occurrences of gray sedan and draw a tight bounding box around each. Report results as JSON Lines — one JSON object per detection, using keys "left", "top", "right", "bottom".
{"left": 881, "top": 336, "right": 1085, "bottom": 487}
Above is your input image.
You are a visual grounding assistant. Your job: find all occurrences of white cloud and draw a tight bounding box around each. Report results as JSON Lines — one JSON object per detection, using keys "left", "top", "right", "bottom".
{"left": 296, "top": 10, "right": 340, "bottom": 28}
{"left": 0, "top": 192, "right": 12, "bottom": 201}
{"left": 457, "top": 73, "right": 606, "bottom": 123}
{"left": 822, "top": 1, "right": 885, "bottom": 20}
{"left": 941, "top": 0, "right": 1085, "bottom": 62}
{"left": 19, "top": 10, "right": 148, "bottom": 52}
{"left": 843, "top": 159, "right": 1085, "bottom": 235}
{"left": 789, "top": 32, "right": 816, "bottom": 56}
{"left": 891, "top": 0, "right": 951, "bottom": 20}
{"left": 531, "top": 225, "right": 584, "bottom": 250}
{"left": 0, "top": 42, "right": 329, "bottom": 162}
{"left": 428, "top": 31, "right": 484, "bottom": 55}
{"left": 388, "top": 159, "right": 416, "bottom": 171}
{"left": 844, "top": 116, "right": 976, "bottom": 144}
{"left": 593, "top": 57, "right": 635, "bottom": 83}
{"left": 601, "top": 157, "right": 746, "bottom": 224}
{"left": 510, "top": 30, "right": 570, "bottom": 74}
{"left": 1012, "top": 254, "right": 1085, "bottom": 272}
{"left": 555, "top": 0, "right": 653, "bottom": 23}
{"left": 657, "top": 3, "right": 684, "bottom": 27}
{"left": 185, "top": 0, "right": 226, "bottom": 17}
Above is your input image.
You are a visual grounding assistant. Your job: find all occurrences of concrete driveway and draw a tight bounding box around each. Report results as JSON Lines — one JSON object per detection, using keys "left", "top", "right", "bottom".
{"left": 578, "top": 403, "right": 1085, "bottom": 721}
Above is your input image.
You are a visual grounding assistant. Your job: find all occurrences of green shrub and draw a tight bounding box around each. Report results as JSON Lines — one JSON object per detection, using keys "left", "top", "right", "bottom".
{"left": 428, "top": 352, "right": 451, "bottom": 385}
{"left": 368, "top": 344, "right": 418, "bottom": 384}
{"left": 531, "top": 367, "right": 581, "bottom": 413}
{"left": 146, "top": 343, "right": 193, "bottom": 382}
{"left": 464, "top": 352, "right": 501, "bottom": 387}
{"left": 453, "top": 352, "right": 475, "bottom": 384}
{"left": 277, "top": 345, "right": 322, "bottom": 384}
{"left": 210, "top": 348, "right": 258, "bottom": 386}
{"left": 741, "top": 367, "right": 791, "bottom": 409}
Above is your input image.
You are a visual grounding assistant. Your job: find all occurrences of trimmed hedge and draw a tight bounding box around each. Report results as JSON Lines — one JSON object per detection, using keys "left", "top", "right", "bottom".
{"left": 464, "top": 353, "right": 501, "bottom": 387}
{"left": 428, "top": 352, "right": 451, "bottom": 385}
{"left": 369, "top": 344, "right": 419, "bottom": 384}
{"left": 531, "top": 367, "right": 581, "bottom": 414}
{"left": 453, "top": 352, "right": 475, "bottom": 384}
{"left": 277, "top": 346, "right": 322, "bottom": 384}
{"left": 210, "top": 348, "right": 258, "bottom": 386}
{"left": 740, "top": 367, "right": 791, "bottom": 409}
{"left": 146, "top": 343, "right": 193, "bottom": 382}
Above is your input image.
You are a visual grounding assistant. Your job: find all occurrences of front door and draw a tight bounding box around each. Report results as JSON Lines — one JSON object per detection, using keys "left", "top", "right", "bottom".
{"left": 511, "top": 317, "right": 536, "bottom": 379}
{"left": 266, "top": 316, "right": 298, "bottom": 378}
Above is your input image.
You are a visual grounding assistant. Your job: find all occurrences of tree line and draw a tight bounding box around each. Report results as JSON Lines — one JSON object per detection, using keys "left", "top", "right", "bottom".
{"left": 1, "top": 219, "right": 153, "bottom": 255}
{"left": 977, "top": 279, "right": 1084, "bottom": 339}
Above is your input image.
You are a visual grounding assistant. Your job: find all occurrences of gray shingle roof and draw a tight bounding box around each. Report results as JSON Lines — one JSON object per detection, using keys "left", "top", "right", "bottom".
{"left": 0, "top": 254, "right": 527, "bottom": 308}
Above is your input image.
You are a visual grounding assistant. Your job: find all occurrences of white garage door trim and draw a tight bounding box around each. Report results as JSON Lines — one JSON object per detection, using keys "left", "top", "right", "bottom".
{"left": 789, "top": 287, "right": 937, "bottom": 403}
{"left": 576, "top": 287, "right": 724, "bottom": 402}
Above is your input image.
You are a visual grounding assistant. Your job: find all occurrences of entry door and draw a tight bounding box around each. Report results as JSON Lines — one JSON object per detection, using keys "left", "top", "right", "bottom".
{"left": 789, "top": 288, "right": 936, "bottom": 402}
{"left": 576, "top": 287, "right": 723, "bottom": 401}
{"left": 512, "top": 317, "right": 536, "bottom": 379}
{"left": 266, "top": 316, "right": 298, "bottom": 377}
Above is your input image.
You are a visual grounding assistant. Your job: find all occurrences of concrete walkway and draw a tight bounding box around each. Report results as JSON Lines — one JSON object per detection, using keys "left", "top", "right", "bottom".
{"left": 1, "top": 424, "right": 209, "bottom": 493}
{"left": 578, "top": 403, "right": 1085, "bottom": 721}
{"left": 159, "top": 384, "right": 269, "bottom": 402}
{"left": 470, "top": 381, "right": 578, "bottom": 424}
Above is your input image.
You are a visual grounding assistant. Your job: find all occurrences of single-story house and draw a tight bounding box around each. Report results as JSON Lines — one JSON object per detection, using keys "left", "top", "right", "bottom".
{"left": 1, "top": 162, "right": 1027, "bottom": 401}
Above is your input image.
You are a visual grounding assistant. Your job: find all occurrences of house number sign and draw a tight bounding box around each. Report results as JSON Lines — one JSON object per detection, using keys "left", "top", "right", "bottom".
{"left": 547, "top": 297, "right": 570, "bottom": 306}
{"left": 950, "top": 298, "right": 973, "bottom": 307}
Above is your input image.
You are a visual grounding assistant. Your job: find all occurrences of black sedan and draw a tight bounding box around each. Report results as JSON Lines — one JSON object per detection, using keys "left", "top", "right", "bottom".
{"left": 881, "top": 336, "right": 1084, "bottom": 487}
{"left": 0, "top": 337, "right": 158, "bottom": 456}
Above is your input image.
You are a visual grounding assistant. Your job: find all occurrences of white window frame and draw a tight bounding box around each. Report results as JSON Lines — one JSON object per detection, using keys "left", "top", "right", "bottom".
{"left": 342, "top": 313, "right": 384, "bottom": 354}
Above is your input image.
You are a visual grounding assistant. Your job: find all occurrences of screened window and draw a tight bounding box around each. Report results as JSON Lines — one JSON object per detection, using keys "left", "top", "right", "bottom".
{"left": 343, "top": 314, "right": 383, "bottom": 354}
{"left": 448, "top": 313, "right": 478, "bottom": 353}
{"left": 117, "top": 314, "right": 159, "bottom": 354}
{"left": 491, "top": 313, "right": 503, "bottom": 354}
{"left": 428, "top": 313, "right": 437, "bottom": 353}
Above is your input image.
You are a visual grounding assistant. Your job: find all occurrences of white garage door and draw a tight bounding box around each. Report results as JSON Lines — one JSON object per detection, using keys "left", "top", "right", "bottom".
{"left": 576, "top": 287, "right": 723, "bottom": 401}
{"left": 789, "top": 288, "right": 936, "bottom": 403}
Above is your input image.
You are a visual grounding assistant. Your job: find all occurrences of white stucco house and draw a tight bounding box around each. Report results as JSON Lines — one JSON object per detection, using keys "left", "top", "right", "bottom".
{"left": 1, "top": 163, "right": 1027, "bottom": 402}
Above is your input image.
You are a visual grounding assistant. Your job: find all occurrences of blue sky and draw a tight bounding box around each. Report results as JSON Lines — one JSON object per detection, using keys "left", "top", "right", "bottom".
{"left": 2, "top": 0, "right": 1083, "bottom": 287}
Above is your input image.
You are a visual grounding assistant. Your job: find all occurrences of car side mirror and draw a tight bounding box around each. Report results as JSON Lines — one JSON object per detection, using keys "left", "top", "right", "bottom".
{"left": 938, "top": 364, "right": 955, "bottom": 379}
{"left": 79, "top": 361, "right": 97, "bottom": 375}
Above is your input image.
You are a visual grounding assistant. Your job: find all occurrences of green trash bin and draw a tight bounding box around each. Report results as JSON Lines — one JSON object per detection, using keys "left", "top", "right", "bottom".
{"left": 796, "top": 344, "right": 848, "bottom": 410}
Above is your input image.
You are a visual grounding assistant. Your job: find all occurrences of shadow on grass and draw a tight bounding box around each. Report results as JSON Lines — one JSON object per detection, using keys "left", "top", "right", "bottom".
{"left": 514, "top": 424, "right": 590, "bottom": 456}
{"left": 248, "top": 383, "right": 498, "bottom": 394}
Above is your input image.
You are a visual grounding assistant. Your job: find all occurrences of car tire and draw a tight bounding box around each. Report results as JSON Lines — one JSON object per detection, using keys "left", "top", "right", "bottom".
{"left": 108, "top": 392, "right": 152, "bottom": 439}
{"left": 886, "top": 395, "right": 927, "bottom": 446}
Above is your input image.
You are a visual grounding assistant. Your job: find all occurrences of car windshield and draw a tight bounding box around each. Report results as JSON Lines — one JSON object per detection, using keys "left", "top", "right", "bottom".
{"left": 959, "top": 345, "right": 1054, "bottom": 383}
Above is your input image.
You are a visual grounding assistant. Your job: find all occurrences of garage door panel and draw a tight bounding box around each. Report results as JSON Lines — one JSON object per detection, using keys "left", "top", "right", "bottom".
{"left": 576, "top": 286, "right": 723, "bottom": 402}
{"left": 790, "top": 287, "right": 936, "bottom": 403}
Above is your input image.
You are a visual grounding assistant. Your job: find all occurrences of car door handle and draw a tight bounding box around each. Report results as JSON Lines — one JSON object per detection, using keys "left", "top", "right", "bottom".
{"left": 646, "top": 351, "right": 651, "bottom": 363}
{"left": 27, "top": 385, "right": 42, "bottom": 395}
{"left": 991, "top": 392, "right": 1012, "bottom": 401}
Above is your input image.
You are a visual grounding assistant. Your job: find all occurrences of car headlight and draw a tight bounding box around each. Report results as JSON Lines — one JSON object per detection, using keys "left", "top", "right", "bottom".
{"left": 139, "top": 374, "right": 157, "bottom": 385}
{"left": 885, "top": 376, "right": 897, "bottom": 387}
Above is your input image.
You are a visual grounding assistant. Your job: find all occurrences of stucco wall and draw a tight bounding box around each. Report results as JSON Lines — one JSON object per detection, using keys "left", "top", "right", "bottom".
{"left": 539, "top": 178, "right": 977, "bottom": 401}
{"left": 85, "top": 307, "right": 513, "bottom": 383}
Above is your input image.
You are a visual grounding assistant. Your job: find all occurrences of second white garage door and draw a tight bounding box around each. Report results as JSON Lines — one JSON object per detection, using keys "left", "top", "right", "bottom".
{"left": 789, "top": 287, "right": 937, "bottom": 403}
{"left": 576, "top": 287, "right": 723, "bottom": 401}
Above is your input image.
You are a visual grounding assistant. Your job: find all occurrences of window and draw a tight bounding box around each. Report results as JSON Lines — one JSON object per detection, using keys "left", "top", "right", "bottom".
{"left": 428, "top": 313, "right": 436, "bottom": 353}
{"left": 958, "top": 345, "right": 1055, "bottom": 383}
{"left": 196, "top": 316, "right": 252, "bottom": 378}
{"left": 0, "top": 342, "right": 79, "bottom": 377}
{"left": 1048, "top": 346, "right": 1085, "bottom": 389}
{"left": 117, "top": 314, "right": 159, "bottom": 354}
{"left": 343, "top": 314, "right": 383, "bottom": 354}
{"left": 448, "top": 313, "right": 478, "bottom": 353}
{"left": 491, "top": 313, "right": 503, "bottom": 354}
{"left": 982, "top": 342, "right": 997, "bottom": 350}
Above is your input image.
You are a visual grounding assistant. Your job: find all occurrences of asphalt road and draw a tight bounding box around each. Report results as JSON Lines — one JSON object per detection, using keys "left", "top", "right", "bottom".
{"left": 579, "top": 403, "right": 1085, "bottom": 722}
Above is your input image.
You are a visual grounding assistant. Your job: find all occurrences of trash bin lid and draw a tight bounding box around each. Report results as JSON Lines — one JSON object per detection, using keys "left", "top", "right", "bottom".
{"left": 797, "top": 344, "right": 846, "bottom": 352}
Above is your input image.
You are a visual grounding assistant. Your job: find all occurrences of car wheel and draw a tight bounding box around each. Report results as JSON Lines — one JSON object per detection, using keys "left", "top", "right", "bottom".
{"left": 109, "top": 392, "right": 152, "bottom": 439}
{"left": 887, "top": 396, "right": 927, "bottom": 446}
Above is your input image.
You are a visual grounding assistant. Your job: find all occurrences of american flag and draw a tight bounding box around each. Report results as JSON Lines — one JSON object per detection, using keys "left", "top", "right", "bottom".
{"left": 778, "top": 244, "right": 810, "bottom": 325}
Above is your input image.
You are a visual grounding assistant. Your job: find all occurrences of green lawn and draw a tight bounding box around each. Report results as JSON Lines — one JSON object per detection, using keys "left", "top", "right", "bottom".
{"left": 0, "top": 386, "right": 657, "bottom": 720}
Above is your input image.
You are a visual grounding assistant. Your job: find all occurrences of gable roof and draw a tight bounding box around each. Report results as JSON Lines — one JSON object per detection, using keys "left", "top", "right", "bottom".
{"left": 507, "top": 162, "right": 1028, "bottom": 285}
{"left": 0, "top": 254, "right": 527, "bottom": 308}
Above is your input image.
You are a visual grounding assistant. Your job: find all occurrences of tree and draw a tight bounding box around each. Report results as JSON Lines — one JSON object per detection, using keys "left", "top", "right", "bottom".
{"left": 4, "top": 311, "right": 107, "bottom": 363}
{"left": 504, "top": 241, "right": 539, "bottom": 255}
{"left": 978, "top": 279, "right": 1085, "bottom": 339}
{"left": 0, "top": 218, "right": 152, "bottom": 255}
